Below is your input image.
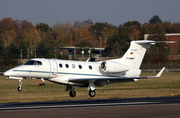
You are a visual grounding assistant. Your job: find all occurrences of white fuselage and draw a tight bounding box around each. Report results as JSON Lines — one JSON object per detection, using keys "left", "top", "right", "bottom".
{"left": 4, "top": 58, "right": 141, "bottom": 87}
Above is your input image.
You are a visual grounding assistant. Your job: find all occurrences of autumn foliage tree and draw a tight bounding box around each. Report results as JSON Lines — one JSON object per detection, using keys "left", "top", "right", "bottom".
{"left": 123, "top": 21, "right": 141, "bottom": 40}
{"left": 0, "top": 16, "right": 180, "bottom": 66}
{"left": 25, "top": 28, "right": 42, "bottom": 55}
{"left": 89, "top": 22, "right": 116, "bottom": 48}
{"left": 104, "top": 25, "right": 131, "bottom": 57}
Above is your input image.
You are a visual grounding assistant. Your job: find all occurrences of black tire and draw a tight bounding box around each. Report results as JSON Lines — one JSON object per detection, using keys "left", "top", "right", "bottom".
{"left": 69, "top": 90, "right": 76, "bottom": 97}
{"left": 17, "top": 86, "right": 22, "bottom": 91}
{"left": 89, "top": 90, "right": 96, "bottom": 97}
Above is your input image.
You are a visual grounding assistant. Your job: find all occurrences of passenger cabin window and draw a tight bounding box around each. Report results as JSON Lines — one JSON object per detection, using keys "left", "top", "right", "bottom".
{"left": 72, "top": 64, "right": 75, "bottom": 69}
{"left": 59, "top": 64, "right": 63, "bottom": 68}
{"left": 89, "top": 65, "right": 92, "bottom": 70}
{"left": 79, "top": 65, "right": 82, "bottom": 69}
{"left": 23, "top": 60, "right": 42, "bottom": 65}
{"left": 65, "top": 64, "right": 69, "bottom": 68}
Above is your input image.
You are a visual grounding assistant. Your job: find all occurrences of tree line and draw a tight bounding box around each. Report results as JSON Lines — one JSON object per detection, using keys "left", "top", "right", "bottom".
{"left": 0, "top": 15, "right": 180, "bottom": 66}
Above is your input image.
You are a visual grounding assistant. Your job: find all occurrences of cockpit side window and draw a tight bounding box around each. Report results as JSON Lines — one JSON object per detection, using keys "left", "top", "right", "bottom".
{"left": 23, "top": 60, "right": 42, "bottom": 65}
{"left": 35, "top": 61, "right": 42, "bottom": 65}
{"left": 23, "top": 60, "right": 35, "bottom": 65}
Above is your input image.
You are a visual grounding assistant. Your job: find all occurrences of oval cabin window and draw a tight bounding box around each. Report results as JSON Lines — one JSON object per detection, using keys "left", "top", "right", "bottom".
{"left": 66, "top": 64, "right": 69, "bottom": 68}
{"left": 59, "top": 64, "right": 63, "bottom": 68}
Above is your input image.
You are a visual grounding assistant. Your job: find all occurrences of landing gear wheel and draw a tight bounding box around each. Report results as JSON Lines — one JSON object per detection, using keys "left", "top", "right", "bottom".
{"left": 17, "top": 80, "right": 22, "bottom": 92}
{"left": 69, "top": 90, "right": 76, "bottom": 97}
{"left": 17, "top": 86, "right": 22, "bottom": 91}
{"left": 89, "top": 90, "right": 96, "bottom": 97}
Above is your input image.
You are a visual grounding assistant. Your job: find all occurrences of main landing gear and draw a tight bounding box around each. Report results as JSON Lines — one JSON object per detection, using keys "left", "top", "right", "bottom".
{"left": 66, "top": 86, "right": 76, "bottom": 97}
{"left": 88, "top": 81, "right": 96, "bottom": 97}
{"left": 66, "top": 86, "right": 96, "bottom": 97}
{"left": 69, "top": 90, "right": 76, "bottom": 97}
{"left": 66, "top": 81, "right": 97, "bottom": 97}
{"left": 89, "top": 90, "right": 96, "bottom": 97}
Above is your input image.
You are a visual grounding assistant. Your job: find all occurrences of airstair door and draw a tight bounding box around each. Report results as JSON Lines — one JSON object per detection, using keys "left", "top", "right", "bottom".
{"left": 48, "top": 60, "right": 58, "bottom": 78}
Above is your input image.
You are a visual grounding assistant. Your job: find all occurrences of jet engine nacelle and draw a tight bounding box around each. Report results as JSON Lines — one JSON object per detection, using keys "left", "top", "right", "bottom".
{"left": 100, "top": 61, "right": 129, "bottom": 73}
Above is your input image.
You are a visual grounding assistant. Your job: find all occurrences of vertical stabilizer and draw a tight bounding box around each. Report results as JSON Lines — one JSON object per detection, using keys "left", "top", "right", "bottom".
{"left": 112, "top": 40, "right": 173, "bottom": 69}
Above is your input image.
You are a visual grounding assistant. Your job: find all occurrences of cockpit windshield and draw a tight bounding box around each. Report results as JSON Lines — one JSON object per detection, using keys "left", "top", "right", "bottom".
{"left": 23, "top": 60, "right": 42, "bottom": 65}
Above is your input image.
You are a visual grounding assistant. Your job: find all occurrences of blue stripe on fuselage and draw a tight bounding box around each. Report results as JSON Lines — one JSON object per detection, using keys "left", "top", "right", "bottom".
{"left": 12, "top": 70, "right": 111, "bottom": 77}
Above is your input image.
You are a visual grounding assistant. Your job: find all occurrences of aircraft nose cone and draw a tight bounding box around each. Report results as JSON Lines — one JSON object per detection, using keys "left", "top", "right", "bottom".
{"left": 4, "top": 70, "right": 11, "bottom": 77}
{"left": 4, "top": 71, "right": 8, "bottom": 76}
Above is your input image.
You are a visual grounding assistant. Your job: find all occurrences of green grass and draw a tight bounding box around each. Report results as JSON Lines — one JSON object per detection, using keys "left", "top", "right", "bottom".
{"left": 0, "top": 72, "right": 180, "bottom": 103}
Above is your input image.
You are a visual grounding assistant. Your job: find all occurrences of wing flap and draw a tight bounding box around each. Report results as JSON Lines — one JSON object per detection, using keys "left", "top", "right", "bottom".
{"left": 69, "top": 76, "right": 147, "bottom": 82}
{"left": 69, "top": 67, "right": 165, "bottom": 82}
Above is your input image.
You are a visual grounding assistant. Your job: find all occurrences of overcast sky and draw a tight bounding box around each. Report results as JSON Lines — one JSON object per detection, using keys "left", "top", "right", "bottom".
{"left": 0, "top": 0, "right": 179, "bottom": 27}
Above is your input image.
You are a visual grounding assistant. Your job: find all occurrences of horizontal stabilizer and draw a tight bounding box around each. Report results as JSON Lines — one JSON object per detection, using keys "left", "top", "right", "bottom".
{"left": 135, "top": 40, "right": 176, "bottom": 44}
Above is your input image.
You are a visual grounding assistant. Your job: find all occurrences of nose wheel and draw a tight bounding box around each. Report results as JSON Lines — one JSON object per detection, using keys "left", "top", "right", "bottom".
{"left": 17, "top": 86, "right": 22, "bottom": 91}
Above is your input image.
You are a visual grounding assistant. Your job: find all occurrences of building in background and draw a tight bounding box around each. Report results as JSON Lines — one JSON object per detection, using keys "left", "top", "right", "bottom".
{"left": 144, "top": 33, "right": 180, "bottom": 60}
{"left": 57, "top": 46, "right": 105, "bottom": 59}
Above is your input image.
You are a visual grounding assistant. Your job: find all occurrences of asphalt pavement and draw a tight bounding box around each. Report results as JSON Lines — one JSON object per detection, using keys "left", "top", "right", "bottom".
{"left": 0, "top": 96, "right": 180, "bottom": 117}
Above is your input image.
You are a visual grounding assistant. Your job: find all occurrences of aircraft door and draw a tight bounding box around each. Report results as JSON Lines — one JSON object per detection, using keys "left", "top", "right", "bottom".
{"left": 48, "top": 60, "right": 58, "bottom": 78}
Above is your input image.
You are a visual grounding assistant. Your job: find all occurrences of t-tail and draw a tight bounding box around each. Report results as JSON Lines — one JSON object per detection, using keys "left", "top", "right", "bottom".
{"left": 112, "top": 40, "right": 175, "bottom": 69}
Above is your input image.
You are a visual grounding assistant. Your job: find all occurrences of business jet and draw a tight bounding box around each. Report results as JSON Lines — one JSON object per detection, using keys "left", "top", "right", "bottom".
{"left": 4, "top": 40, "right": 172, "bottom": 97}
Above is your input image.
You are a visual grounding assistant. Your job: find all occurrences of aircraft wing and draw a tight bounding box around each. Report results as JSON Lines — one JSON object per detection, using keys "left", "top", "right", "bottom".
{"left": 69, "top": 67, "right": 165, "bottom": 82}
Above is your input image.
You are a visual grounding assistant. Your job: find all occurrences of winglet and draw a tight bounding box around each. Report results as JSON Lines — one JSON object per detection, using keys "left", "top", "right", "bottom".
{"left": 155, "top": 67, "right": 165, "bottom": 77}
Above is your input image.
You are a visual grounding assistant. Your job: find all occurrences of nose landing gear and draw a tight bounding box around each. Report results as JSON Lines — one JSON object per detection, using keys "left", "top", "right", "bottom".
{"left": 17, "top": 80, "right": 22, "bottom": 91}
{"left": 17, "top": 86, "right": 22, "bottom": 91}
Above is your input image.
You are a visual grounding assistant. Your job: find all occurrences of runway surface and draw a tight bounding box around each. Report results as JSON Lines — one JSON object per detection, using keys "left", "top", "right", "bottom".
{"left": 1, "top": 96, "right": 180, "bottom": 117}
